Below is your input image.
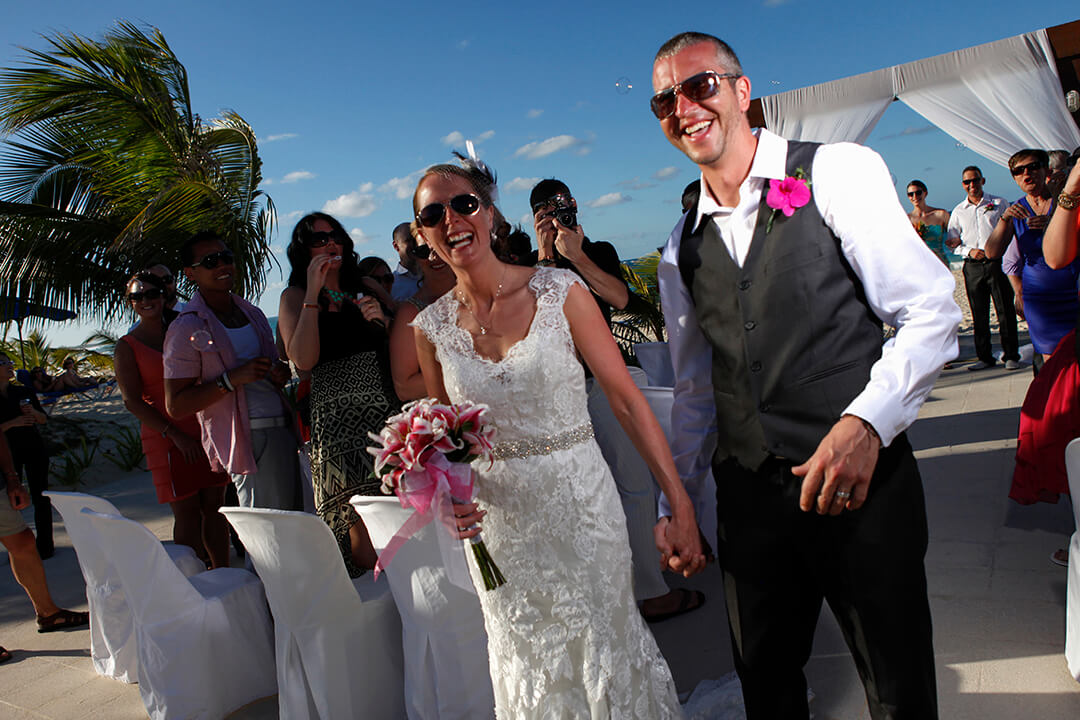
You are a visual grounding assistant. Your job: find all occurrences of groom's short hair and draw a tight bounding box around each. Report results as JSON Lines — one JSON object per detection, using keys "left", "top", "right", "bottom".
{"left": 655, "top": 32, "right": 743, "bottom": 76}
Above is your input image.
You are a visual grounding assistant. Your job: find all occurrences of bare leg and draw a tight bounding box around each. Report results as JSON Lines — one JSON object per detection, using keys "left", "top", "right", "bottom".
{"left": 198, "top": 486, "right": 230, "bottom": 569}
{"left": 349, "top": 518, "right": 378, "bottom": 570}
{"left": 1, "top": 529, "right": 61, "bottom": 617}
{"left": 169, "top": 495, "right": 207, "bottom": 560}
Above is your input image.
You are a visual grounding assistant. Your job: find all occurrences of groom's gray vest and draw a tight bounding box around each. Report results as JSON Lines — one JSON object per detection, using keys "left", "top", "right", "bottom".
{"left": 678, "top": 141, "right": 883, "bottom": 470}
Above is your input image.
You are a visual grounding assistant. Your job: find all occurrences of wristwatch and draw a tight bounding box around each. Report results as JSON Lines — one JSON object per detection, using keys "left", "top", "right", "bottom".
{"left": 1059, "top": 191, "right": 1079, "bottom": 211}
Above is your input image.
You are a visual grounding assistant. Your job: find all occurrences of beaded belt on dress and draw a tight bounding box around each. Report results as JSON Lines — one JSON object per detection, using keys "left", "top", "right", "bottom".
{"left": 491, "top": 423, "right": 594, "bottom": 461}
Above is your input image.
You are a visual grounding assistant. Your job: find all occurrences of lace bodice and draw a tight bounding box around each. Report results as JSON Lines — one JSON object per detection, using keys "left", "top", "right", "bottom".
{"left": 413, "top": 267, "right": 589, "bottom": 443}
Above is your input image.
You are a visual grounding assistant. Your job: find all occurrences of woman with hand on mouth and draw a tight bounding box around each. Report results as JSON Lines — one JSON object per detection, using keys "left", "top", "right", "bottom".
{"left": 389, "top": 230, "right": 456, "bottom": 401}
{"left": 115, "top": 272, "right": 231, "bottom": 567}
{"left": 277, "top": 212, "right": 399, "bottom": 577}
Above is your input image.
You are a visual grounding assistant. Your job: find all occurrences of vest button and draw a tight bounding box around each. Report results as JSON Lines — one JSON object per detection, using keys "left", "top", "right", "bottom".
{"left": 738, "top": 280, "right": 751, "bottom": 291}
{"left": 750, "top": 361, "right": 762, "bottom": 372}
{"left": 744, "top": 321, "right": 756, "bottom": 331}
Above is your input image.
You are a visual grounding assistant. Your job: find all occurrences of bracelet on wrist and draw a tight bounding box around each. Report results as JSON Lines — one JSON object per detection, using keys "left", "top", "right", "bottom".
{"left": 1059, "top": 191, "right": 1080, "bottom": 211}
{"left": 536, "top": 258, "right": 556, "bottom": 267}
{"left": 216, "top": 373, "right": 235, "bottom": 393}
{"left": 302, "top": 302, "right": 320, "bottom": 310}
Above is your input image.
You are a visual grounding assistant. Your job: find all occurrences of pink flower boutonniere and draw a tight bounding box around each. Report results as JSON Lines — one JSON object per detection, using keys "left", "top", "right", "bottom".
{"left": 765, "top": 168, "right": 812, "bottom": 233}
{"left": 982, "top": 199, "right": 998, "bottom": 213}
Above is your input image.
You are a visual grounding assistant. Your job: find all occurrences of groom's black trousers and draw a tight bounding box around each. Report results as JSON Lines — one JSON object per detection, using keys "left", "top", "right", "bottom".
{"left": 714, "top": 434, "right": 938, "bottom": 720}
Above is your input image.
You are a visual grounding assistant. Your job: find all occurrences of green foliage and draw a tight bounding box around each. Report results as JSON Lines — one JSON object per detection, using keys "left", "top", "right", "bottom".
{"left": 0, "top": 21, "right": 275, "bottom": 325}
{"left": 50, "top": 435, "right": 99, "bottom": 487}
{"left": 612, "top": 252, "right": 666, "bottom": 363}
{"left": 102, "top": 424, "right": 144, "bottom": 472}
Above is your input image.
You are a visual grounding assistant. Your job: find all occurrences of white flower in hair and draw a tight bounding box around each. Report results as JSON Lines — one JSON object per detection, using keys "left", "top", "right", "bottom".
{"left": 453, "top": 140, "right": 499, "bottom": 205}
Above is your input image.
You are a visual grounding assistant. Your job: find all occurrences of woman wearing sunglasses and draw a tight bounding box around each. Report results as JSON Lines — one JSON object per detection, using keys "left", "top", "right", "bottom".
{"left": 906, "top": 180, "right": 951, "bottom": 265}
{"left": 388, "top": 235, "right": 456, "bottom": 401}
{"left": 277, "top": 212, "right": 398, "bottom": 577}
{"left": 115, "top": 272, "right": 231, "bottom": 567}
{"left": 410, "top": 160, "right": 697, "bottom": 719}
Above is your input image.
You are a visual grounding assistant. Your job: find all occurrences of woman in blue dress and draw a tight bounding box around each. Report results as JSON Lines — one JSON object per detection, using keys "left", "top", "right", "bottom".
{"left": 906, "top": 180, "right": 951, "bottom": 264}
{"left": 989, "top": 149, "right": 1080, "bottom": 365}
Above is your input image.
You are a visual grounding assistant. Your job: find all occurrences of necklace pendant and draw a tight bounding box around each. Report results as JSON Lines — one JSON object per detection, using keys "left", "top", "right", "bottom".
{"left": 480, "top": 327, "right": 487, "bottom": 335}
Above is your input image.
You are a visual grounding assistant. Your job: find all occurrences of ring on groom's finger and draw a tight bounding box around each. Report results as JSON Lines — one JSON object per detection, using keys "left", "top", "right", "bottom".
{"left": 835, "top": 490, "right": 851, "bottom": 500}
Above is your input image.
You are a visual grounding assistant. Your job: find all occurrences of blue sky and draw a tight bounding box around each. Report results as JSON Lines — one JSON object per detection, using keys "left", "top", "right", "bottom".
{"left": 2, "top": 1, "right": 1078, "bottom": 346}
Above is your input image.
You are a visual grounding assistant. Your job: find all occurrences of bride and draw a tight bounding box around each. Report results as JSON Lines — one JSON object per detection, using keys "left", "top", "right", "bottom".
{"left": 411, "top": 160, "right": 704, "bottom": 718}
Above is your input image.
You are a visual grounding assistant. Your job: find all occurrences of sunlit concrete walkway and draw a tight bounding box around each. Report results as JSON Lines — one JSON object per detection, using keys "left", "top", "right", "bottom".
{"left": 1, "top": 332, "right": 1078, "bottom": 719}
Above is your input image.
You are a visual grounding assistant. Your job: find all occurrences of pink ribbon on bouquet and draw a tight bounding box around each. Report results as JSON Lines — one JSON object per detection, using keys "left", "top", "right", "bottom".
{"left": 373, "top": 453, "right": 475, "bottom": 580}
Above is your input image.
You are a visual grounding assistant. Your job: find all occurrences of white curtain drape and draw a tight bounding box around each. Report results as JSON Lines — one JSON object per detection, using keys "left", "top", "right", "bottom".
{"left": 761, "top": 28, "right": 1080, "bottom": 167}
{"left": 761, "top": 67, "right": 893, "bottom": 145}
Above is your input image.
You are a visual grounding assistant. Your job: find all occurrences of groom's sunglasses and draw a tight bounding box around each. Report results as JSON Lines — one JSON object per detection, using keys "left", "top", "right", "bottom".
{"left": 189, "top": 250, "right": 234, "bottom": 270}
{"left": 650, "top": 70, "right": 741, "bottom": 120}
{"left": 415, "top": 194, "right": 482, "bottom": 228}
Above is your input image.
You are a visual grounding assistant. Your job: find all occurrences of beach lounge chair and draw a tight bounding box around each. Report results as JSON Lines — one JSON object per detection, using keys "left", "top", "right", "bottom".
{"left": 220, "top": 507, "right": 406, "bottom": 720}
{"left": 44, "top": 491, "right": 205, "bottom": 683}
{"left": 82, "top": 507, "right": 275, "bottom": 720}
{"left": 15, "top": 368, "right": 115, "bottom": 411}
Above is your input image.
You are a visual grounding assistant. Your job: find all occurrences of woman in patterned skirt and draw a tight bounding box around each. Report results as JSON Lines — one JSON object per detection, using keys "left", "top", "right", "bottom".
{"left": 278, "top": 213, "right": 399, "bottom": 576}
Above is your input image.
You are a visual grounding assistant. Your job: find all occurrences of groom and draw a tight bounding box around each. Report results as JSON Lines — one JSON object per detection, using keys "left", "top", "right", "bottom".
{"left": 650, "top": 32, "right": 959, "bottom": 718}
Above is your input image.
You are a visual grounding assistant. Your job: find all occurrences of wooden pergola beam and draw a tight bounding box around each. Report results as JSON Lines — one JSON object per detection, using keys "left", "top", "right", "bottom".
{"left": 747, "top": 19, "right": 1080, "bottom": 134}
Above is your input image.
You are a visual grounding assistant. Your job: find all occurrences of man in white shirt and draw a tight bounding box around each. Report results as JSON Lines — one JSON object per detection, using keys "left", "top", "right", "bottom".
{"left": 946, "top": 166, "right": 1020, "bottom": 370}
{"left": 650, "top": 32, "right": 958, "bottom": 719}
{"left": 390, "top": 222, "right": 422, "bottom": 302}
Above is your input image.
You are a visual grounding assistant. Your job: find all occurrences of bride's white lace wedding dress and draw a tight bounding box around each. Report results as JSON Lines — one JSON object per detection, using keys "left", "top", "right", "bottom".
{"left": 413, "top": 267, "right": 682, "bottom": 719}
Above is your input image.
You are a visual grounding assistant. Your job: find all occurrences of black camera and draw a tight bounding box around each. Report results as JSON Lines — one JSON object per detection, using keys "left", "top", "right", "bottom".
{"left": 539, "top": 193, "right": 577, "bottom": 229}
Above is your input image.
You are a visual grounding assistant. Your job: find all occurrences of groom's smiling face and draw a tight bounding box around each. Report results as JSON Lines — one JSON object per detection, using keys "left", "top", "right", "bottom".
{"left": 652, "top": 42, "right": 751, "bottom": 169}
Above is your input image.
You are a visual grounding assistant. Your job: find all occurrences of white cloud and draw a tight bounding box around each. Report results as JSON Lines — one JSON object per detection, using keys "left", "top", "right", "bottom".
{"left": 278, "top": 210, "right": 303, "bottom": 223}
{"left": 380, "top": 170, "right": 424, "bottom": 200}
{"left": 281, "top": 170, "right": 315, "bottom": 184}
{"left": 653, "top": 166, "right": 680, "bottom": 180}
{"left": 261, "top": 178, "right": 273, "bottom": 186}
{"left": 349, "top": 227, "right": 373, "bottom": 245}
{"left": 474, "top": 129, "right": 495, "bottom": 143}
{"left": 264, "top": 133, "right": 297, "bottom": 143}
{"left": 457, "top": 39, "right": 470, "bottom": 50}
{"left": 618, "top": 177, "right": 654, "bottom": 191}
{"left": 322, "top": 182, "right": 377, "bottom": 217}
{"left": 518, "top": 211, "right": 534, "bottom": 227}
{"left": 526, "top": 109, "right": 543, "bottom": 119}
{"left": 441, "top": 130, "right": 465, "bottom": 146}
{"left": 505, "top": 177, "right": 540, "bottom": 193}
{"left": 514, "top": 135, "right": 583, "bottom": 159}
{"left": 587, "top": 192, "right": 630, "bottom": 208}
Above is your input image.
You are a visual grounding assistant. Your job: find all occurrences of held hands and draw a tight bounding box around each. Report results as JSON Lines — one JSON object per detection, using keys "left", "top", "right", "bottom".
{"left": 793, "top": 414, "right": 879, "bottom": 515}
{"left": 449, "top": 499, "right": 486, "bottom": 541}
{"left": 653, "top": 510, "right": 707, "bottom": 578}
{"left": 230, "top": 357, "right": 272, "bottom": 386}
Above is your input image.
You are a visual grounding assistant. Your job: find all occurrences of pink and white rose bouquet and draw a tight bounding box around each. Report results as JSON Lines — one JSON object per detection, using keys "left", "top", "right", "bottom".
{"left": 368, "top": 398, "right": 505, "bottom": 590}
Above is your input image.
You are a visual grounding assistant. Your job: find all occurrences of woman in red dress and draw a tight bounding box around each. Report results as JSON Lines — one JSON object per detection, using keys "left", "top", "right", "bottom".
{"left": 114, "top": 272, "right": 230, "bottom": 567}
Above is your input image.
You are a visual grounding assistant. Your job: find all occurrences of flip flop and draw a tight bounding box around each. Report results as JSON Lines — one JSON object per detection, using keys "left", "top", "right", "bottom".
{"left": 643, "top": 588, "right": 706, "bottom": 623}
{"left": 36, "top": 609, "right": 90, "bottom": 634}
{"left": 0, "top": 646, "right": 11, "bottom": 664}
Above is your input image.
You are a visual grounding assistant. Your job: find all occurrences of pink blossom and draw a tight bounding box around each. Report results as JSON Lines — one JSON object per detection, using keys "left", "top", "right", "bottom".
{"left": 765, "top": 176, "right": 811, "bottom": 217}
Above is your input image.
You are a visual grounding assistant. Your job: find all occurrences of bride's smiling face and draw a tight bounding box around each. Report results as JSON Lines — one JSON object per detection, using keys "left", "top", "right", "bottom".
{"left": 414, "top": 173, "right": 494, "bottom": 269}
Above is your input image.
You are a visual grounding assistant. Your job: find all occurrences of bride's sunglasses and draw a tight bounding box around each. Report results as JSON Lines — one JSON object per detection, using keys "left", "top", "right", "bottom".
{"left": 650, "top": 70, "right": 741, "bottom": 120}
{"left": 416, "top": 194, "right": 482, "bottom": 228}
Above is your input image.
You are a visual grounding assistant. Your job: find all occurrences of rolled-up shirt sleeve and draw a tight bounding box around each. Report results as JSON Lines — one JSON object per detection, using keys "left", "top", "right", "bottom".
{"left": 656, "top": 216, "right": 717, "bottom": 521}
{"left": 812, "top": 143, "right": 961, "bottom": 446}
{"left": 163, "top": 316, "right": 204, "bottom": 380}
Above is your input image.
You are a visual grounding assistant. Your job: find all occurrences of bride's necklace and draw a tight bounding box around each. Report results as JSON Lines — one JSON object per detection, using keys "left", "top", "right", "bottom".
{"left": 457, "top": 267, "right": 507, "bottom": 336}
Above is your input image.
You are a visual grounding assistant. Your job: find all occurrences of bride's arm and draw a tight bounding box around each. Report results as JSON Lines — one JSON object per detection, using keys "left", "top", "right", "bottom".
{"left": 564, "top": 283, "right": 705, "bottom": 577}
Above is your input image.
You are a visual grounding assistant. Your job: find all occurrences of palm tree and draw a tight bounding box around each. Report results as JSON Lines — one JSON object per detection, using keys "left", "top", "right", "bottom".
{"left": 611, "top": 251, "right": 666, "bottom": 362}
{"left": 0, "top": 21, "right": 274, "bottom": 324}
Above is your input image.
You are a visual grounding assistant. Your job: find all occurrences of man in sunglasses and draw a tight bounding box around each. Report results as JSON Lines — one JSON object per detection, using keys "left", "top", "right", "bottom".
{"left": 946, "top": 165, "right": 1020, "bottom": 371}
{"left": 650, "top": 32, "right": 958, "bottom": 719}
{"left": 529, "top": 178, "right": 628, "bottom": 326}
{"left": 390, "top": 222, "right": 422, "bottom": 302}
{"left": 163, "top": 231, "right": 303, "bottom": 513}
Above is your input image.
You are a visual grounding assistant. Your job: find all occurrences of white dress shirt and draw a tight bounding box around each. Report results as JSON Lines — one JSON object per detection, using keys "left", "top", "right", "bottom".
{"left": 947, "top": 193, "right": 1007, "bottom": 257}
{"left": 657, "top": 129, "right": 960, "bottom": 517}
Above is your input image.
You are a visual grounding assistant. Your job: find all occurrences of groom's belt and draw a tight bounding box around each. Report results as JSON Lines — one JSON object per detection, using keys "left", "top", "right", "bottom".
{"left": 491, "top": 423, "right": 594, "bottom": 461}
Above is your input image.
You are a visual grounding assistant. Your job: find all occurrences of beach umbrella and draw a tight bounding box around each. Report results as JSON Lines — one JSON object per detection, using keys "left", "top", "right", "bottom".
{"left": 0, "top": 297, "right": 78, "bottom": 368}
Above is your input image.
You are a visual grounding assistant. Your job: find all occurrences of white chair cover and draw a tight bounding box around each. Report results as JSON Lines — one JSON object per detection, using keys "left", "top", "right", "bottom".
{"left": 639, "top": 387, "right": 719, "bottom": 555}
{"left": 44, "top": 491, "right": 204, "bottom": 683}
{"left": 1065, "top": 438, "right": 1080, "bottom": 681}
{"left": 220, "top": 507, "right": 406, "bottom": 720}
{"left": 82, "top": 508, "right": 276, "bottom": 720}
{"left": 634, "top": 342, "right": 675, "bottom": 387}
{"left": 351, "top": 495, "right": 495, "bottom": 720}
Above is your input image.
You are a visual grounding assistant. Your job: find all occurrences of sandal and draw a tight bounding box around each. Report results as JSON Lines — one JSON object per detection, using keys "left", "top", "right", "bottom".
{"left": 36, "top": 609, "right": 90, "bottom": 634}
{"left": 1051, "top": 549, "right": 1068, "bottom": 567}
{"left": 0, "top": 646, "right": 11, "bottom": 664}
{"left": 643, "top": 588, "right": 706, "bottom": 623}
